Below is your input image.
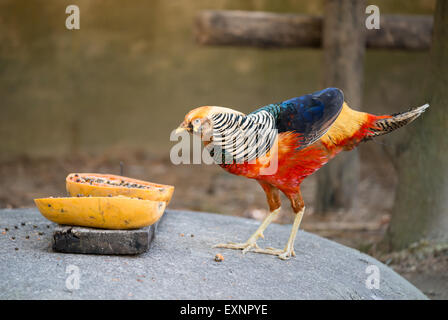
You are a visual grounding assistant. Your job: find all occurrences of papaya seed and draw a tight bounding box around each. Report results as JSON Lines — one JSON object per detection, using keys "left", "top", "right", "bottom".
{"left": 214, "top": 253, "right": 224, "bottom": 262}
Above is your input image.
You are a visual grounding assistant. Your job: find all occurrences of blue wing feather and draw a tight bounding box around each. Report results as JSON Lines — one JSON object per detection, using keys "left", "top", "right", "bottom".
{"left": 252, "top": 88, "right": 344, "bottom": 148}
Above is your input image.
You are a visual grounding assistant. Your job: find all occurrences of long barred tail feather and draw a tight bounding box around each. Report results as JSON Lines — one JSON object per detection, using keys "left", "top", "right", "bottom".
{"left": 365, "top": 104, "right": 429, "bottom": 140}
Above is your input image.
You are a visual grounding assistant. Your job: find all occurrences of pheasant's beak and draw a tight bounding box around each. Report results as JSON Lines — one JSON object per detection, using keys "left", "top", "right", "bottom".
{"left": 175, "top": 122, "right": 190, "bottom": 135}
{"left": 175, "top": 127, "right": 185, "bottom": 135}
{"left": 175, "top": 127, "right": 187, "bottom": 135}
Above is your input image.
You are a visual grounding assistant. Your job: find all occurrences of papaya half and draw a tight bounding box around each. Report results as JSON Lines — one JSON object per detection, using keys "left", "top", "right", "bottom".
{"left": 34, "top": 196, "right": 166, "bottom": 229}
{"left": 66, "top": 173, "right": 174, "bottom": 204}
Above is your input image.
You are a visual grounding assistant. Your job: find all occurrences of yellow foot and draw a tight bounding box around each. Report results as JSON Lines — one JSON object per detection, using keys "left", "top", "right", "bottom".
{"left": 278, "top": 249, "right": 296, "bottom": 260}
{"left": 252, "top": 246, "right": 296, "bottom": 260}
{"left": 213, "top": 241, "right": 260, "bottom": 254}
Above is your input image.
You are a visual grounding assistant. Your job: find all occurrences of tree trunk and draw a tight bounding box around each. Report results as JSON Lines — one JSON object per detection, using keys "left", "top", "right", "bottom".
{"left": 384, "top": 0, "right": 448, "bottom": 250}
{"left": 314, "top": 0, "right": 366, "bottom": 215}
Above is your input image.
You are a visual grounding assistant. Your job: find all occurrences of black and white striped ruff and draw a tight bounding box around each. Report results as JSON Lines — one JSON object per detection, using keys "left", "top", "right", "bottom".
{"left": 207, "top": 110, "right": 277, "bottom": 164}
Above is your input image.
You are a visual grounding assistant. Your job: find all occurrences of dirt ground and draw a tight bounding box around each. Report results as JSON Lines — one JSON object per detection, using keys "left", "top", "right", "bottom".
{"left": 0, "top": 151, "right": 446, "bottom": 299}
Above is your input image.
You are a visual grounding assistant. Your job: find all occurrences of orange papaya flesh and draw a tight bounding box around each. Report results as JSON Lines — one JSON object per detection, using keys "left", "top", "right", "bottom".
{"left": 34, "top": 196, "right": 166, "bottom": 230}
{"left": 66, "top": 173, "right": 174, "bottom": 204}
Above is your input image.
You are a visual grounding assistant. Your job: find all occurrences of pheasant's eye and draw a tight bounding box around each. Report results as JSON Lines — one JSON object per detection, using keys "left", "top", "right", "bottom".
{"left": 193, "top": 119, "right": 201, "bottom": 126}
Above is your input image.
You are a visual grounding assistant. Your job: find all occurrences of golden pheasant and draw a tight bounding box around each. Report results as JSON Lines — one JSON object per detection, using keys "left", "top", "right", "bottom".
{"left": 176, "top": 88, "right": 428, "bottom": 260}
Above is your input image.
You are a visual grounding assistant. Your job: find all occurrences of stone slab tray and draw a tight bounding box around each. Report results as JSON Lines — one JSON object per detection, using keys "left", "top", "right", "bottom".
{"left": 52, "top": 223, "right": 158, "bottom": 255}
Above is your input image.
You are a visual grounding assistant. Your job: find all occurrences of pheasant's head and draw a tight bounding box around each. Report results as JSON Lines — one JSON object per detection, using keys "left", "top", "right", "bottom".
{"left": 176, "top": 106, "right": 244, "bottom": 139}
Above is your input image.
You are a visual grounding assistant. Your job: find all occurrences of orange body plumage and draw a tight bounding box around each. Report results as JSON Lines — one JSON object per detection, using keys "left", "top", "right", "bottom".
{"left": 220, "top": 103, "right": 382, "bottom": 199}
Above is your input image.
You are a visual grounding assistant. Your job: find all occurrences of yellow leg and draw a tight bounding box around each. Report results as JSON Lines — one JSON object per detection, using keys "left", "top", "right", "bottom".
{"left": 213, "top": 207, "right": 281, "bottom": 254}
{"left": 252, "top": 206, "right": 305, "bottom": 260}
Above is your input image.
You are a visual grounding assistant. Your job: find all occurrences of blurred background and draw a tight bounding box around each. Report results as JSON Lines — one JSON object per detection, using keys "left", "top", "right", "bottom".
{"left": 1, "top": 0, "right": 446, "bottom": 298}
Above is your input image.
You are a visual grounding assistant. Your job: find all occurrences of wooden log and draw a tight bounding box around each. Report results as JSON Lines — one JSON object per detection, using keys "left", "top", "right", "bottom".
{"left": 367, "top": 14, "right": 433, "bottom": 50}
{"left": 195, "top": 10, "right": 322, "bottom": 48}
{"left": 195, "top": 10, "right": 433, "bottom": 50}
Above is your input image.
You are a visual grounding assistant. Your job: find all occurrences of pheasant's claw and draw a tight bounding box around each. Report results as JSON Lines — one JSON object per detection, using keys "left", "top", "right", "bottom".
{"left": 252, "top": 247, "right": 283, "bottom": 255}
{"left": 242, "top": 243, "right": 259, "bottom": 254}
{"left": 213, "top": 241, "right": 259, "bottom": 253}
{"left": 213, "top": 242, "right": 297, "bottom": 259}
{"left": 278, "top": 249, "right": 296, "bottom": 260}
{"left": 252, "top": 246, "right": 296, "bottom": 260}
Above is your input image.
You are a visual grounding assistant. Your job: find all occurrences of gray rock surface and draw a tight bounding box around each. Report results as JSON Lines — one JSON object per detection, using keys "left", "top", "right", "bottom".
{"left": 0, "top": 208, "right": 427, "bottom": 299}
{"left": 52, "top": 224, "right": 157, "bottom": 255}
